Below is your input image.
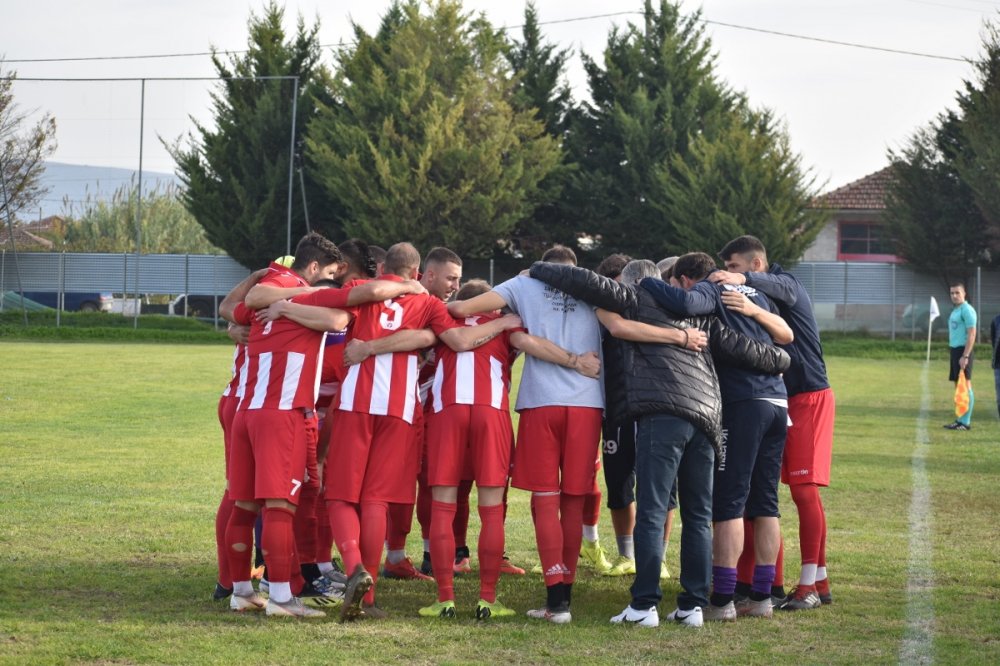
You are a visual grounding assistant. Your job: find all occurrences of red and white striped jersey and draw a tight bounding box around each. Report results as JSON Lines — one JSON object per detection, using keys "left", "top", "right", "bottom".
{"left": 238, "top": 275, "right": 353, "bottom": 412}
{"left": 429, "top": 312, "right": 518, "bottom": 413}
{"left": 222, "top": 302, "right": 253, "bottom": 398}
{"left": 335, "top": 276, "right": 459, "bottom": 423}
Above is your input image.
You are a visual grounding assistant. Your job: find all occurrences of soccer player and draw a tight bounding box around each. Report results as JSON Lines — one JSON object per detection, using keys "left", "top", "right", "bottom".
{"left": 711, "top": 235, "right": 836, "bottom": 610}
{"left": 321, "top": 242, "right": 525, "bottom": 620}
{"left": 641, "top": 252, "right": 793, "bottom": 621}
{"left": 383, "top": 247, "right": 464, "bottom": 581}
{"left": 943, "top": 281, "right": 977, "bottom": 431}
{"left": 448, "top": 245, "right": 604, "bottom": 624}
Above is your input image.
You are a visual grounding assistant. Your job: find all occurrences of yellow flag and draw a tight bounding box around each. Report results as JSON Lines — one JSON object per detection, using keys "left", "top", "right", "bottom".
{"left": 955, "top": 370, "right": 971, "bottom": 418}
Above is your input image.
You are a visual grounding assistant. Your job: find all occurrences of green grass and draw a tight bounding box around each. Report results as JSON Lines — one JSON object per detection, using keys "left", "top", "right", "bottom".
{"left": 1, "top": 343, "right": 998, "bottom": 664}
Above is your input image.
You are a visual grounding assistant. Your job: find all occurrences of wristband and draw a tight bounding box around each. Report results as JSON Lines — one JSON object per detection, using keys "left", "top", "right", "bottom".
{"left": 683, "top": 328, "right": 690, "bottom": 349}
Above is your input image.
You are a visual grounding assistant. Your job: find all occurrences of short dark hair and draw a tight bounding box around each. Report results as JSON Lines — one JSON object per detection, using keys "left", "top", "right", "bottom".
{"left": 338, "top": 238, "right": 377, "bottom": 278}
{"left": 292, "top": 232, "right": 342, "bottom": 271}
{"left": 424, "top": 246, "right": 462, "bottom": 269}
{"left": 384, "top": 242, "right": 422, "bottom": 277}
{"left": 595, "top": 253, "right": 631, "bottom": 279}
{"left": 672, "top": 252, "right": 717, "bottom": 282}
{"left": 949, "top": 281, "right": 966, "bottom": 291}
{"left": 456, "top": 279, "right": 491, "bottom": 301}
{"left": 718, "top": 235, "right": 767, "bottom": 263}
{"left": 541, "top": 244, "right": 577, "bottom": 265}
{"left": 369, "top": 245, "right": 387, "bottom": 267}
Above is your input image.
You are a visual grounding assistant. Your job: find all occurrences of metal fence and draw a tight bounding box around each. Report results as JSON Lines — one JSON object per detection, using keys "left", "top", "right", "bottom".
{"left": 2, "top": 251, "right": 996, "bottom": 340}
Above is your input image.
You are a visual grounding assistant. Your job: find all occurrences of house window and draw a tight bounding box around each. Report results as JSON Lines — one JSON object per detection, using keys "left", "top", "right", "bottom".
{"left": 838, "top": 222, "right": 900, "bottom": 262}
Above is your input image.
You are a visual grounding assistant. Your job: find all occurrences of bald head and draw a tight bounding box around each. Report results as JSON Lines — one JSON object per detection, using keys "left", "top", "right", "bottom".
{"left": 384, "top": 242, "right": 421, "bottom": 279}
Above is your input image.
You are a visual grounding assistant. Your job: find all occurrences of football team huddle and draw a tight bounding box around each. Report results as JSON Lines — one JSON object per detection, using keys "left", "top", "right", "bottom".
{"left": 211, "top": 231, "right": 835, "bottom": 628}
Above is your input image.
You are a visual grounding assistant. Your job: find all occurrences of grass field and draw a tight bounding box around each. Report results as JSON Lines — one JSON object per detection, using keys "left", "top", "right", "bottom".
{"left": 1, "top": 341, "right": 998, "bottom": 665}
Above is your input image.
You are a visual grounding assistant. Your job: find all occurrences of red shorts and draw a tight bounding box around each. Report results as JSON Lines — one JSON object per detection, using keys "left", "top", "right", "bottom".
{"left": 304, "top": 412, "right": 320, "bottom": 492}
{"left": 228, "top": 408, "right": 310, "bottom": 504}
{"left": 781, "top": 388, "right": 835, "bottom": 487}
{"left": 217, "top": 394, "right": 239, "bottom": 479}
{"left": 324, "top": 410, "right": 418, "bottom": 504}
{"left": 511, "top": 406, "right": 603, "bottom": 495}
{"left": 426, "top": 405, "right": 513, "bottom": 488}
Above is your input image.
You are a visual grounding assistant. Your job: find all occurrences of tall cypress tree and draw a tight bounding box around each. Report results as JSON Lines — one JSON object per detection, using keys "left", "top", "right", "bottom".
{"left": 564, "top": 0, "right": 818, "bottom": 264}
{"left": 307, "top": 0, "right": 560, "bottom": 258}
{"left": 170, "top": 2, "right": 336, "bottom": 268}
{"left": 503, "top": 1, "right": 576, "bottom": 256}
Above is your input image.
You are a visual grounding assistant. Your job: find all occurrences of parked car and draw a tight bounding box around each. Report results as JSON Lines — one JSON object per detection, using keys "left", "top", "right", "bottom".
{"left": 19, "top": 291, "right": 114, "bottom": 312}
{"left": 169, "top": 294, "right": 221, "bottom": 318}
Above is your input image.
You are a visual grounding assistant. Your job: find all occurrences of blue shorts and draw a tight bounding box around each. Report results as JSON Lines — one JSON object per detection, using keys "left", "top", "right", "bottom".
{"left": 712, "top": 400, "right": 787, "bottom": 521}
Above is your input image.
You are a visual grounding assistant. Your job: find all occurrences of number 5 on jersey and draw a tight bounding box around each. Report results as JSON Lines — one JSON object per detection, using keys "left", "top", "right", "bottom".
{"left": 379, "top": 299, "right": 404, "bottom": 330}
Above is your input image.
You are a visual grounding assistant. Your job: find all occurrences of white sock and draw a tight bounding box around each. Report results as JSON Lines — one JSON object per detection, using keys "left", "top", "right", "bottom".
{"left": 269, "top": 581, "right": 292, "bottom": 604}
{"left": 423, "top": 538, "right": 431, "bottom": 552}
{"left": 616, "top": 535, "right": 634, "bottom": 559}
{"left": 816, "top": 566, "right": 828, "bottom": 582}
{"left": 582, "top": 524, "right": 599, "bottom": 543}
{"left": 317, "top": 561, "right": 334, "bottom": 575}
{"left": 799, "top": 563, "right": 818, "bottom": 586}
{"left": 387, "top": 548, "right": 407, "bottom": 565}
{"left": 233, "top": 580, "right": 253, "bottom": 597}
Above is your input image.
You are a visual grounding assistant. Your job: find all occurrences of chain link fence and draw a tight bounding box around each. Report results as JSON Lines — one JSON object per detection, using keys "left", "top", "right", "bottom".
{"left": 3, "top": 251, "right": 997, "bottom": 340}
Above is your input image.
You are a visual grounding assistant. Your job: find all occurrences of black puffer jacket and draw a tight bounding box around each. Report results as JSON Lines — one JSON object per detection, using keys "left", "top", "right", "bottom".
{"left": 529, "top": 262, "right": 790, "bottom": 453}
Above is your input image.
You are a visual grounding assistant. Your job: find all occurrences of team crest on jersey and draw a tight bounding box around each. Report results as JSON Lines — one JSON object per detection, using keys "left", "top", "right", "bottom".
{"left": 721, "top": 283, "right": 759, "bottom": 298}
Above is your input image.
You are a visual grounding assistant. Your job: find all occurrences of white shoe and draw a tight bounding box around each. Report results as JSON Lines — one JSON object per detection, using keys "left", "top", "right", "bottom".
{"left": 610, "top": 605, "right": 659, "bottom": 628}
{"left": 229, "top": 592, "right": 266, "bottom": 612}
{"left": 526, "top": 605, "right": 572, "bottom": 624}
{"left": 666, "top": 606, "right": 703, "bottom": 627}
{"left": 702, "top": 600, "right": 737, "bottom": 622}
{"left": 265, "top": 596, "right": 326, "bottom": 618}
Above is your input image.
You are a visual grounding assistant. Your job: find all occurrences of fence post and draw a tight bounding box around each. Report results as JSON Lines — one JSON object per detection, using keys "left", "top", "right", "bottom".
{"left": 489, "top": 259, "right": 494, "bottom": 286}
{"left": 890, "top": 262, "right": 896, "bottom": 341}
{"left": 184, "top": 254, "right": 190, "bottom": 317}
{"left": 57, "top": 251, "right": 65, "bottom": 328}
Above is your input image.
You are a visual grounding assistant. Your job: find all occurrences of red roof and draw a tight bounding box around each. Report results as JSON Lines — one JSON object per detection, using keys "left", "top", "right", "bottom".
{"left": 0, "top": 226, "right": 54, "bottom": 250}
{"left": 813, "top": 167, "right": 894, "bottom": 211}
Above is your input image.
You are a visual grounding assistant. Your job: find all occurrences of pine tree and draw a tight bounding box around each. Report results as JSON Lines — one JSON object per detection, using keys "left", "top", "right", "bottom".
{"left": 503, "top": 1, "right": 576, "bottom": 257}
{"left": 170, "top": 2, "right": 336, "bottom": 269}
{"left": 307, "top": 0, "right": 560, "bottom": 259}
{"left": 564, "top": 0, "right": 819, "bottom": 265}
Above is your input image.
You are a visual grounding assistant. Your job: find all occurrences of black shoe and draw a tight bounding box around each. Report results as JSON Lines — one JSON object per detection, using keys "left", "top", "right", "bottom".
{"left": 943, "top": 421, "right": 971, "bottom": 430}
{"left": 212, "top": 583, "right": 233, "bottom": 601}
{"left": 420, "top": 551, "right": 433, "bottom": 576}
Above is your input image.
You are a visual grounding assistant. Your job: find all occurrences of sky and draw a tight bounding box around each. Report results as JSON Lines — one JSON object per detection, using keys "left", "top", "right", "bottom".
{"left": 1, "top": 0, "right": 995, "bottom": 195}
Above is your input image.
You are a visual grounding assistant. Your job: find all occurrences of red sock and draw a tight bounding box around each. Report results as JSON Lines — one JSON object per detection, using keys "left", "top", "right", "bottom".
{"left": 454, "top": 480, "right": 474, "bottom": 549}
{"left": 293, "top": 483, "right": 319, "bottom": 565}
{"left": 531, "top": 493, "right": 565, "bottom": 586}
{"left": 583, "top": 487, "right": 601, "bottom": 527}
{"left": 736, "top": 518, "right": 755, "bottom": 585}
{"left": 360, "top": 500, "right": 389, "bottom": 605}
{"left": 818, "top": 493, "right": 828, "bottom": 570}
{"left": 559, "top": 494, "right": 585, "bottom": 584}
{"left": 417, "top": 477, "right": 433, "bottom": 542}
{"left": 791, "top": 484, "right": 823, "bottom": 565}
{"left": 225, "top": 505, "right": 258, "bottom": 584}
{"left": 329, "top": 500, "right": 362, "bottom": 574}
{"left": 262, "top": 506, "right": 296, "bottom": 585}
{"left": 215, "top": 491, "right": 235, "bottom": 587}
{"left": 478, "top": 503, "right": 505, "bottom": 603}
{"left": 430, "top": 500, "right": 457, "bottom": 602}
{"left": 314, "top": 497, "right": 333, "bottom": 563}
{"left": 386, "top": 502, "right": 413, "bottom": 552}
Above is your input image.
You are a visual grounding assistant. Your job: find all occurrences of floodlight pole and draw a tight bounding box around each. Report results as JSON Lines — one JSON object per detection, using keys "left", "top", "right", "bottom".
{"left": 133, "top": 79, "right": 145, "bottom": 329}
{"left": 285, "top": 77, "right": 300, "bottom": 256}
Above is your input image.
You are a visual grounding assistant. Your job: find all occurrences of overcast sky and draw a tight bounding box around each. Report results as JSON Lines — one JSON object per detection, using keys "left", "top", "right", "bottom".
{"left": 1, "top": 0, "right": 994, "bottom": 193}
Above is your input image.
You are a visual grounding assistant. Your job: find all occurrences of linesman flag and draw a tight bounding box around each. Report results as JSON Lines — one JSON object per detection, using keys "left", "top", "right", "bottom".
{"left": 955, "top": 370, "right": 971, "bottom": 418}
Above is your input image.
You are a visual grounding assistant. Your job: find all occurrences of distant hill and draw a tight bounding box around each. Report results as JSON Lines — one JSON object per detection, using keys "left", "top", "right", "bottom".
{"left": 26, "top": 162, "right": 181, "bottom": 221}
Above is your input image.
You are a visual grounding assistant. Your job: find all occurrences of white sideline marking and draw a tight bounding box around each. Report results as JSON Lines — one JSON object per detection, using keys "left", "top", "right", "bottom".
{"left": 900, "top": 364, "right": 935, "bottom": 665}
